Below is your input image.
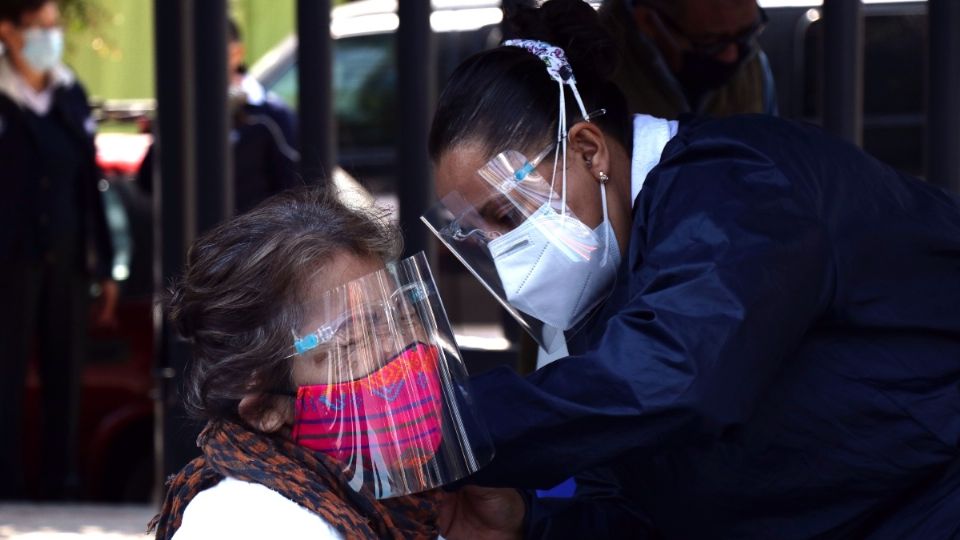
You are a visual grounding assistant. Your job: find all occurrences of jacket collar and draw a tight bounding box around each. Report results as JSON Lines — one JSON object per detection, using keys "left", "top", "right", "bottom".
{"left": 0, "top": 55, "right": 75, "bottom": 112}
{"left": 631, "top": 114, "right": 678, "bottom": 206}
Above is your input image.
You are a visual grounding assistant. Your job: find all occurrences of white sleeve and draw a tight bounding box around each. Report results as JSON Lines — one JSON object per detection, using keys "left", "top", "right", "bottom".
{"left": 171, "top": 477, "right": 344, "bottom": 540}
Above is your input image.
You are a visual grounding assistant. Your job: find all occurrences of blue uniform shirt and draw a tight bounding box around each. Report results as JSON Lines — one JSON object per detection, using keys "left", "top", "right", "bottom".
{"left": 467, "top": 115, "right": 960, "bottom": 539}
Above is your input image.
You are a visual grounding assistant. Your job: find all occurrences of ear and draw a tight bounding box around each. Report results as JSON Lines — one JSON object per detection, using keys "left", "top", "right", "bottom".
{"left": 568, "top": 121, "right": 611, "bottom": 184}
{"left": 238, "top": 393, "right": 294, "bottom": 433}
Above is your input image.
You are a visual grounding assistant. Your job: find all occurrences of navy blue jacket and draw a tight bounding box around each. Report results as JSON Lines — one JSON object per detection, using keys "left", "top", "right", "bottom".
{"left": 232, "top": 97, "right": 300, "bottom": 213}
{"left": 467, "top": 115, "right": 960, "bottom": 538}
{"left": 138, "top": 96, "right": 299, "bottom": 214}
{"left": 0, "top": 81, "right": 113, "bottom": 278}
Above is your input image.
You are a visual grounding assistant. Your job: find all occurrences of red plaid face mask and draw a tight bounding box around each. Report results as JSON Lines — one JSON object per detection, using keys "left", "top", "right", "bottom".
{"left": 291, "top": 342, "right": 443, "bottom": 470}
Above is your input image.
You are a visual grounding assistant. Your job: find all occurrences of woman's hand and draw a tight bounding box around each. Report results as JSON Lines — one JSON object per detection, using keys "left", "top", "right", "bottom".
{"left": 438, "top": 485, "right": 525, "bottom": 540}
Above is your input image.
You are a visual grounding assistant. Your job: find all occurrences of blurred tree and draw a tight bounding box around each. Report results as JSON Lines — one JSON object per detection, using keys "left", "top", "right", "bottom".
{"left": 229, "top": 0, "right": 294, "bottom": 65}
{"left": 59, "top": 0, "right": 113, "bottom": 53}
{"left": 63, "top": 0, "right": 347, "bottom": 103}
{"left": 62, "top": 0, "right": 153, "bottom": 102}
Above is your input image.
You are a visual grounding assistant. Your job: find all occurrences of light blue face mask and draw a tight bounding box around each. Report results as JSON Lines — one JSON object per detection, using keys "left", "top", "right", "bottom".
{"left": 21, "top": 27, "right": 64, "bottom": 73}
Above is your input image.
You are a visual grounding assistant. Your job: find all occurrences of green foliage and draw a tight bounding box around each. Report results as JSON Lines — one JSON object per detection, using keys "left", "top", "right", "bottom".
{"left": 58, "top": 0, "right": 120, "bottom": 61}
{"left": 63, "top": 0, "right": 153, "bottom": 100}
{"left": 229, "top": 0, "right": 295, "bottom": 66}
{"left": 59, "top": 0, "right": 108, "bottom": 34}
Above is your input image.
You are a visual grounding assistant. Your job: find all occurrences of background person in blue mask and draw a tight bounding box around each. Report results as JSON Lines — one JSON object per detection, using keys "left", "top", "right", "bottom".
{"left": 0, "top": 0, "right": 116, "bottom": 500}
{"left": 428, "top": 1, "right": 960, "bottom": 538}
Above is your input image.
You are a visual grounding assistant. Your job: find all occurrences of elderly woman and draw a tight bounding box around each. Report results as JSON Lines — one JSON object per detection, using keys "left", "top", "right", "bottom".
{"left": 149, "top": 187, "right": 491, "bottom": 539}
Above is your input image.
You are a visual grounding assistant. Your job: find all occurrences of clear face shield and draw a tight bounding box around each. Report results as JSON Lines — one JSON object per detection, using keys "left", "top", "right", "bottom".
{"left": 422, "top": 109, "right": 619, "bottom": 352}
{"left": 288, "top": 252, "right": 494, "bottom": 498}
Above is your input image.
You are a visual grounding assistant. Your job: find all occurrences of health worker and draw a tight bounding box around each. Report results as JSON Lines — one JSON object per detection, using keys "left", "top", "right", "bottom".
{"left": 424, "top": 1, "right": 960, "bottom": 538}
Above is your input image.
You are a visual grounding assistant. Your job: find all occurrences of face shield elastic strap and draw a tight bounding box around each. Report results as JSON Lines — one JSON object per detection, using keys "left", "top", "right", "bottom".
{"left": 503, "top": 40, "right": 593, "bottom": 219}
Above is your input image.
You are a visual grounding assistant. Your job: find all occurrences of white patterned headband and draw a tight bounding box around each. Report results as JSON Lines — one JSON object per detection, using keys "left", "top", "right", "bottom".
{"left": 502, "top": 39, "right": 591, "bottom": 121}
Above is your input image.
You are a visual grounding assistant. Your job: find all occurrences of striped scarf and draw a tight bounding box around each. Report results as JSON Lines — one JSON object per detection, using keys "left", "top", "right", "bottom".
{"left": 148, "top": 420, "right": 439, "bottom": 539}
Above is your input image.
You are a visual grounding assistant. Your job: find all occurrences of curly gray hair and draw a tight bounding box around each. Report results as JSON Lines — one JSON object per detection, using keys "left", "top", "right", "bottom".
{"left": 168, "top": 186, "right": 400, "bottom": 425}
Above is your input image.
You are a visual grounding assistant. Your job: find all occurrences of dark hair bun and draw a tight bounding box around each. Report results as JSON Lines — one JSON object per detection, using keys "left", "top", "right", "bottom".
{"left": 504, "top": 0, "right": 619, "bottom": 81}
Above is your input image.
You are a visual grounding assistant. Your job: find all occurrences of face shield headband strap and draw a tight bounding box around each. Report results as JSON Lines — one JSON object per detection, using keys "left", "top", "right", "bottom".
{"left": 503, "top": 39, "right": 592, "bottom": 217}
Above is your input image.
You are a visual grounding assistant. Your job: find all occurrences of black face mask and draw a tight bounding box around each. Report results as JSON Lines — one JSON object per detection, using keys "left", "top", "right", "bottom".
{"left": 676, "top": 46, "right": 750, "bottom": 105}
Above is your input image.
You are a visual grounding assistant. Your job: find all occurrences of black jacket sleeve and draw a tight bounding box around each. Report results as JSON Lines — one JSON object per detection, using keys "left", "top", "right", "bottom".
{"left": 68, "top": 82, "right": 115, "bottom": 280}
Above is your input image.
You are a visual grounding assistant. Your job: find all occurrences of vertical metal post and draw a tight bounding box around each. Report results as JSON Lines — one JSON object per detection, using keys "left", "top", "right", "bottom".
{"left": 153, "top": 0, "right": 198, "bottom": 486}
{"left": 397, "top": 0, "right": 436, "bottom": 262}
{"left": 822, "top": 0, "right": 863, "bottom": 145}
{"left": 193, "top": 0, "right": 232, "bottom": 230}
{"left": 927, "top": 0, "right": 960, "bottom": 193}
{"left": 154, "top": 0, "right": 194, "bottom": 283}
{"left": 297, "top": 0, "right": 335, "bottom": 184}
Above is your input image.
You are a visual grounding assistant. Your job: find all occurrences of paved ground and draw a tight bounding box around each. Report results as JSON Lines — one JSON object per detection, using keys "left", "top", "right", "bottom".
{"left": 0, "top": 504, "right": 156, "bottom": 540}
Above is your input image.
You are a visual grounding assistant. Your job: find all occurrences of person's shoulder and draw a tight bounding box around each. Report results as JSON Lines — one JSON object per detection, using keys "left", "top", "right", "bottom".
{"left": 49, "top": 64, "right": 87, "bottom": 99}
{"left": 641, "top": 115, "right": 802, "bottom": 205}
{"left": 673, "top": 113, "right": 818, "bottom": 151}
{"left": 246, "top": 98, "right": 292, "bottom": 120}
{"left": 683, "top": 112, "right": 788, "bottom": 131}
{"left": 54, "top": 69, "right": 95, "bottom": 123}
{"left": 62, "top": 81, "right": 89, "bottom": 104}
{"left": 0, "top": 89, "right": 16, "bottom": 110}
{"left": 259, "top": 95, "right": 297, "bottom": 126}
{"left": 172, "top": 477, "right": 344, "bottom": 540}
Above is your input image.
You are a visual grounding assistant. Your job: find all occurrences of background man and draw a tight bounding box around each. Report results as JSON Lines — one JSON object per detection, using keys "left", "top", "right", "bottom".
{"left": 138, "top": 18, "right": 300, "bottom": 214}
{"left": 599, "top": 0, "right": 778, "bottom": 117}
